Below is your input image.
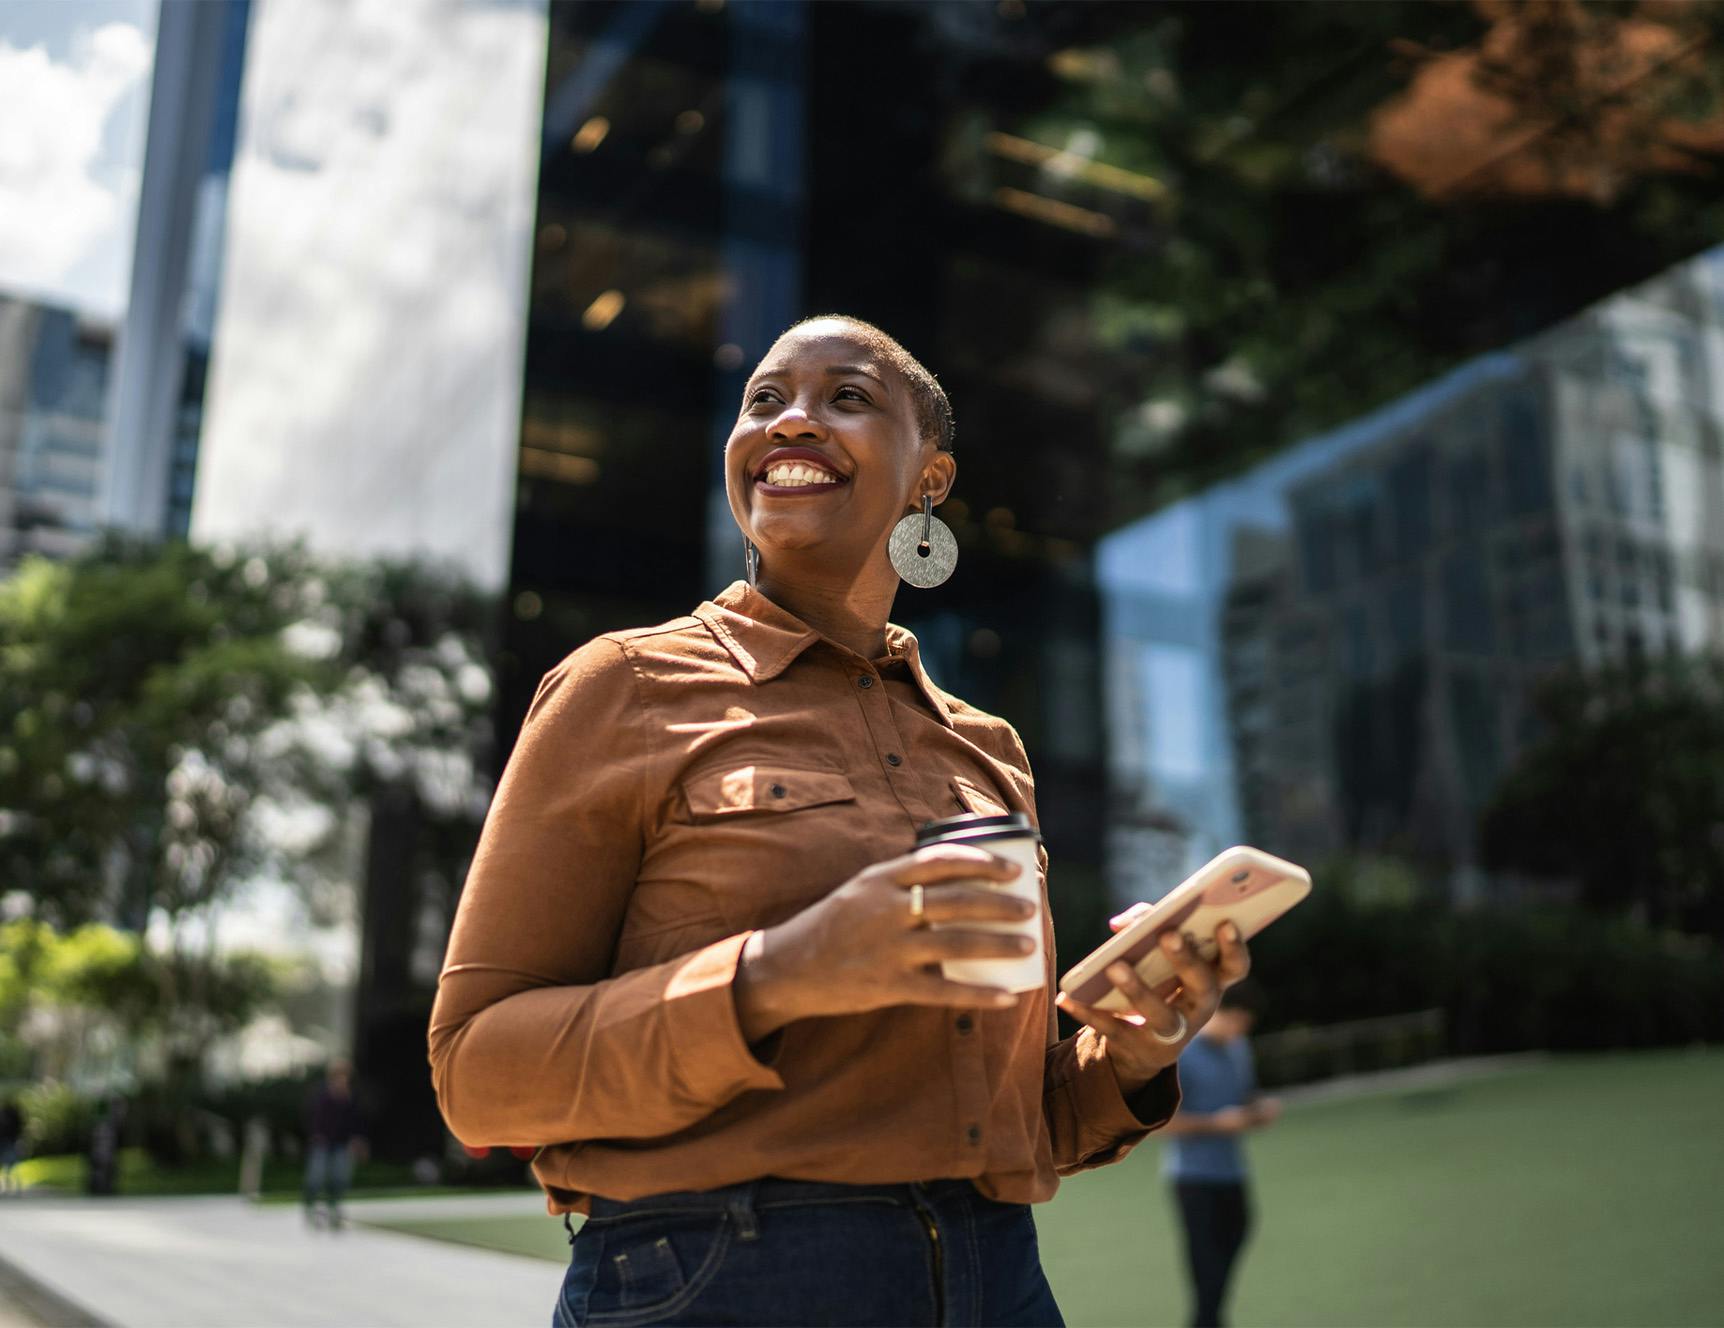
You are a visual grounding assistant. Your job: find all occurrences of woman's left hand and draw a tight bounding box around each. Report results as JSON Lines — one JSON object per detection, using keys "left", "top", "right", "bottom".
{"left": 1054, "top": 910, "right": 1252, "bottom": 1096}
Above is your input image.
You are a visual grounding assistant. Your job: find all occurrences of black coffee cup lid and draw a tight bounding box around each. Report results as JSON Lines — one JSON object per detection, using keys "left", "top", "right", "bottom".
{"left": 915, "top": 811, "right": 1040, "bottom": 848}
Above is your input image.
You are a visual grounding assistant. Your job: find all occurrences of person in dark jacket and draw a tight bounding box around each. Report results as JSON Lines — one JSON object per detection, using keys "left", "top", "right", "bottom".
{"left": 85, "top": 1096, "right": 125, "bottom": 1196}
{"left": 302, "top": 1059, "right": 365, "bottom": 1228}
{"left": 0, "top": 1097, "right": 23, "bottom": 1194}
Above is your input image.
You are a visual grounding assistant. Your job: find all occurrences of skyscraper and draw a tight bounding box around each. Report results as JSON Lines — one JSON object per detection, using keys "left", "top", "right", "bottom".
{"left": 1102, "top": 244, "right": 1724, "bottom": 902}
{"left": 0, "top": 0, "right": 250, "bottom": 565}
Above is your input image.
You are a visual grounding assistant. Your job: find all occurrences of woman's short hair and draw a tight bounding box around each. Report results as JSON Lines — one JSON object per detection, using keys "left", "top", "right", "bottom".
{"left": 782, "top": 315, "right": 955, "bottom": 454}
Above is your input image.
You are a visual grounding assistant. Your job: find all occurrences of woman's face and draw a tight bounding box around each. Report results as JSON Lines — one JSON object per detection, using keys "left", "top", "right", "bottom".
{"left": 725, "top": 321, "right": 952, "bottom": 577}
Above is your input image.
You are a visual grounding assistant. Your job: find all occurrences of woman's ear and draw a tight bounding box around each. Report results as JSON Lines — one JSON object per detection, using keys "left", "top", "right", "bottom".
{"left": 920, "top": 450, "right": 957, "bottom": 507}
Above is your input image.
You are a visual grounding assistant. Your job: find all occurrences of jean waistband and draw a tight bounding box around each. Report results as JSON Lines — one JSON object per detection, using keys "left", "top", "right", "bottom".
{"left": 586, "top": 1177, "right": 985, "bottom": 1224}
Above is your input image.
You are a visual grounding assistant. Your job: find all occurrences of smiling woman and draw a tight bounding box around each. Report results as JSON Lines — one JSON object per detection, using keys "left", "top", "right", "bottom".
{"left": 728, "top": 317, "right": 958, "bottom": 604}
{"left": 427, "top": 315, "right": 1250, "bottom": 1328}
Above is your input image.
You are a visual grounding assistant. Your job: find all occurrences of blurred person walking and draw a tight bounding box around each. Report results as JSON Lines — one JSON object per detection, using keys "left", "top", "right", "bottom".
{"left": 431, "top": 316, "right": 1253, "bottom": 1327}
{"left": 1159, "top": 983, "right": 1281, "bottom": 1328}
{"left": 85, "top": 1096, "right": 126, "bottom": 1196}
{"left": 0, "top": 1097, "right": 22, "bottom": 1194}
{"left": 303, "top": 1060, "right": 365, "bottom": 1229}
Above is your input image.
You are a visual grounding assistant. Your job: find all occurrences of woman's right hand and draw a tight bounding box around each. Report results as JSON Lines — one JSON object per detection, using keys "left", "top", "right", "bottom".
{"left": 732, "top": 845, "right": 1036, "bottom": 1041}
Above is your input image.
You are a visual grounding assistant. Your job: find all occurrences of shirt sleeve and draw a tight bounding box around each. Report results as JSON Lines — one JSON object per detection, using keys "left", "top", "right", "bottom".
{"left": 988, "top": 721, "right": 1183, "bottom": 1173}
{"left": 1043, "top": 1017, "right": 1181, "bottom": 1174}
{"left": 427, "top": 638, "right": 784, "bottom": 1148}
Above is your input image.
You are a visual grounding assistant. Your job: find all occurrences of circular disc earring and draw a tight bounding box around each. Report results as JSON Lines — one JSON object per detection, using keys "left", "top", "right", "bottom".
{"left": 888, "top": 495, "right": 958, "bottom": 588}
{"left": 744, "top": 537, "right": 760, "bottom": 586}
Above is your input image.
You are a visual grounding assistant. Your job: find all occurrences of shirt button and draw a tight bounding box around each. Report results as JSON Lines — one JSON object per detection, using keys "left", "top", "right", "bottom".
{"left": 955, "top": 1015, "right": 974, "bottom": 1034}
{"left": 857, "top": 675, "right": 875, "bottom": 689}
{"left": 966, "top": 1125, "right": 982, "bottom": 1145}
{"left": 769, "top": 784, "right": 786, "bottom": 799}
{"left": 885, "top": 753, "right": 903, "bottom": 767}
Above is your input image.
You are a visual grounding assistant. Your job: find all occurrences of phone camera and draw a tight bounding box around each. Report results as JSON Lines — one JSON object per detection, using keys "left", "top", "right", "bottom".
{"left": 1231, "top": 870, "right": 1250, "bottom": 885}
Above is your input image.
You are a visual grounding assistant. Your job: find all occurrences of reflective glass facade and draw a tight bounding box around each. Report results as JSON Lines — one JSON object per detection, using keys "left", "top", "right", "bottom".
{"left": 1102, "top": 246, "right": 1724, "bottom": 902}
{"left": 515, "top": 0, "right": 1724, "bottom": 946}
{"left": 191, "top": 0, "right": 543, "bottom": 588}
{"left": 0, "top": 299, "right": 113, "bottom": 561}
{"left": 0, "top": 0, "right": 251, "bottom": 561}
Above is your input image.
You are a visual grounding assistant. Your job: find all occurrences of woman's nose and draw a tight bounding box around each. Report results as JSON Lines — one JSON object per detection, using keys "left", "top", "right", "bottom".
{"left": 768, "top": 405, "right": 825, "bottom": 441}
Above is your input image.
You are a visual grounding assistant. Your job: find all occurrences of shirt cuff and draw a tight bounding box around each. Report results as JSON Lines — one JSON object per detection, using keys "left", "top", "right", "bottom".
{"left": 662, "top": 932, "right": 787, "bottom": 1106}
{"left": 1066, "top": 1027, "right": 1182, "bottom": 1167}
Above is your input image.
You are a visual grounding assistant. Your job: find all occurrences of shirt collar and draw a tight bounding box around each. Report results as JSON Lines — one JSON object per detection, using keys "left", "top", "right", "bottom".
{"left": 695, "top": 582, "right": 955, "bottom": 728}
{"left": 881, "top": 622, "right": 954, "bottom": 728}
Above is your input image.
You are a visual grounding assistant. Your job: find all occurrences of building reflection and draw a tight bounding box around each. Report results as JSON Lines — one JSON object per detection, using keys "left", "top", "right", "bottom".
{"left": 0, "top": 300, "right": 113, "bottom": 562}
{"left": 513, "top": 0, "right": 1724, "bottom": 947}
{"left": 0, "top": 1, "right": 250, "bottom": 564}
{"left": 513, "top": 0, "right": 1140, "bottom": 944}
{"left": 1102, "top": 244, "right": 1724, "bottom": 903}
{"left": 8, "top": 0, "right": 1724, "bottom": 1155}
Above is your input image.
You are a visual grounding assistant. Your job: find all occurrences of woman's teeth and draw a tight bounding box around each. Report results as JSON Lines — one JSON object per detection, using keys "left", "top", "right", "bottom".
{"left": 762, "top": 463, "right": 841, "bottom": 487}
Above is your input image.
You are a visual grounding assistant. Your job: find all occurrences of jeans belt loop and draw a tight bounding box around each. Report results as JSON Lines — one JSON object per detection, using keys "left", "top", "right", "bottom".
{"left": 727, "top": 1179, "right": 761, "bottom": 1242}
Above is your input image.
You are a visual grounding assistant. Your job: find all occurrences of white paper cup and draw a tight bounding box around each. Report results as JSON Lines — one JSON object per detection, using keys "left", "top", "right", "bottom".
{"left": 913, "top": 812, "right": 1045, "bottom": 994}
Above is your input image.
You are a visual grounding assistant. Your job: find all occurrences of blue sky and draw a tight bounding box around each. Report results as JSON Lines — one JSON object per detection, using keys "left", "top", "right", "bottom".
{"left": 0, "top": 0, "right": 159, "bottom": 318}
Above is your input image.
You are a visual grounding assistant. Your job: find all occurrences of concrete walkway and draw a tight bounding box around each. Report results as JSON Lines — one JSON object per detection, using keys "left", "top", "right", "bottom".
{"left": 0, "top": 1191, "right": 562, "bottom": 1327}
{"left": 1275, "top": 1052, "right": 1548, "bottom": 1106}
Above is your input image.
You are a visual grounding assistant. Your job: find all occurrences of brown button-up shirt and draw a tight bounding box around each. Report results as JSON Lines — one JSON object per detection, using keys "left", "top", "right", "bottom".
{"left": 428, "top": 581, "right": 1178, "bottom": 1214}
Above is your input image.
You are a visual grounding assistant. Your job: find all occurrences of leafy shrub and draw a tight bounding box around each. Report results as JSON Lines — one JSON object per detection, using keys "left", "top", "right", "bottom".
{"left": 198, "top": 1069, "right": 323, "bottom": 1149}
{"left": 1251, "top": 890, "right": 1724, "bottom": 1058}
{"left": 17, "top": 1081, "right": 96, "bottom": 1155}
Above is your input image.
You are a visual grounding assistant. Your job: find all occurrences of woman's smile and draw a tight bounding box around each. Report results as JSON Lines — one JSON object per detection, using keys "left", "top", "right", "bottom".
{"left": 754, "top": 445, "right": 851, "bottom": 495}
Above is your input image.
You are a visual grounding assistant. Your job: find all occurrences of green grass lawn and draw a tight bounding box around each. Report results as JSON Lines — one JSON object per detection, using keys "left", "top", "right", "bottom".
{"left": 361, "top": 1049, "right": 1724, "bottom": 1327}
{"left": 13, "top": 1148, "right": 455, "bottom": 1200}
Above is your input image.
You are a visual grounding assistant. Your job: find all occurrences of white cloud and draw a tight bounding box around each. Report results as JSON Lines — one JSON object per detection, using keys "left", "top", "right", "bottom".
{"left": 193, "top": 0, "right": 546, "bottom": 589}
{"left": 0, "top": 20, "right": 152, "bottom": 316}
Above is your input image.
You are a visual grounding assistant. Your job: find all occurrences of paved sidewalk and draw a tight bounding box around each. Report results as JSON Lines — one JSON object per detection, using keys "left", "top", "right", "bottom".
{"left": 0, "top": 1192, "right": 562, "bottom": 1327}
{"left": 1275, "top": 1052, "right": 1548, "bottom": 1106}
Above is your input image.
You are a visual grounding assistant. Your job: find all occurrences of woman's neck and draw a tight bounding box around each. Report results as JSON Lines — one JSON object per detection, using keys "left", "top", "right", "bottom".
{"left": 754, "top": 572, "right": 897, "bottom": 661}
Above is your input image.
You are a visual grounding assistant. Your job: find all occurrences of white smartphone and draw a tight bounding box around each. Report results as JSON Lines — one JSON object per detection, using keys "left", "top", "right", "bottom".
{"left": 1059, "top": 846, "right": 1311, "bottom": 1013}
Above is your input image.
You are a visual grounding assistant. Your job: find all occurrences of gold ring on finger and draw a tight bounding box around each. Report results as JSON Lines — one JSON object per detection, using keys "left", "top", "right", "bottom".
{"left": 908, "top": 883, "right": 926, "bottom": 925}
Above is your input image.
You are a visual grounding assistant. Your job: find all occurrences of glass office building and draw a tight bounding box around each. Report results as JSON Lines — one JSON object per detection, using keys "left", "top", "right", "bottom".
{"left": 0, "top": 299, "right": 114, "bottom": 561}
{"left": 0, "top": 0, "right": 251, "bottom": 564}
{"left": 1102, "top": 247, "right": 1724, "bottom": 904}
{"left": 511, "top": 0, "right": 1724, "bottom": 942}
{"left": 7, "top": 0, "right": 1712, "bottom": 1154}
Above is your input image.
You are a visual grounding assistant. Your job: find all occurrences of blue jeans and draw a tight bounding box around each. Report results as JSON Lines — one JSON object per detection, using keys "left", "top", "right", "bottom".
{"left": 302, "top": 1141, "right": 353, "bottom": 1212}
{"left": 553, "top": 1177, "right": 1065, "bottom": 1328}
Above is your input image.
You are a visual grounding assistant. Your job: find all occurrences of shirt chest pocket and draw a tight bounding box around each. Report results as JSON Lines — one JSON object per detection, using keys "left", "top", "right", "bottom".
{"left": 949, "top": 774, "right": 1049, "bottom": 882}
{"left": 951, "top": 774, "right": 1011, "bottom": 818}
{"left": 672, "top": 764, "right": 861, "bottom": 929}
{"left": 679, "top": 764, "right": 856, "bottom": 820}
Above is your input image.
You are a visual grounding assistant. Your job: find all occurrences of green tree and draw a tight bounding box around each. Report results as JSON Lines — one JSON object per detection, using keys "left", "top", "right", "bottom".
{"left": 1479, "top": 655, "right": 1724, "bottom": 935}
{"left": 0, "top": 919, "right": 277, "bottom": 1155}
{"left": 0, "top": 536, "right": 322, "bottom": 1124}
{"left": 1002, "top": 1, "right": 1724, "bottom": 519}
{"left": 0, "top": 541, "right": 498, "bottom": 1156}
{"left": 0, "top": 538, "right": 327, "bottom": 932}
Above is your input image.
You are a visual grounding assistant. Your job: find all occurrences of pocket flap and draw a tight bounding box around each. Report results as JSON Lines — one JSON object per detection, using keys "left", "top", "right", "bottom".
{"left": 951, "top": 775, "right": 1010, "bottom": 817}
{"left": 682, "top": 765, "right": 855, "bottom": 819}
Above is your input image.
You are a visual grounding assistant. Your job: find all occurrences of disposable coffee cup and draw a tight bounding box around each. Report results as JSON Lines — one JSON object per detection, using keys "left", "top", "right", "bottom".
{"left": 913, "top": 811, "right": 1045, "bottom": 994}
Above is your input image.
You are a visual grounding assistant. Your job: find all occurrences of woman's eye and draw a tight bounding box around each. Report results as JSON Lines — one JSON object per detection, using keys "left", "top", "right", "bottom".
{"left": 834, "top": 386, "right": 869, "bottom": 403}
{"left": 747, "top": 388, "right": 781, "bottom": 407}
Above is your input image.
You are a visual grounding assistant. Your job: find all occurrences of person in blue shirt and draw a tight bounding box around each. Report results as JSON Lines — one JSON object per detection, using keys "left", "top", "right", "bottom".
{"left": 1161, "top": 981, "right": 1281, "bottom": 1328}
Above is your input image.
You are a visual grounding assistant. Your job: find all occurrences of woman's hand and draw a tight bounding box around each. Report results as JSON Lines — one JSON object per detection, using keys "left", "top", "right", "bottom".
{"left": 1053, "top": 905, "right": 1252, "bottom": 1097}
{"left": 734, "top": 845, "right": 1037, "bottom": 1041}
